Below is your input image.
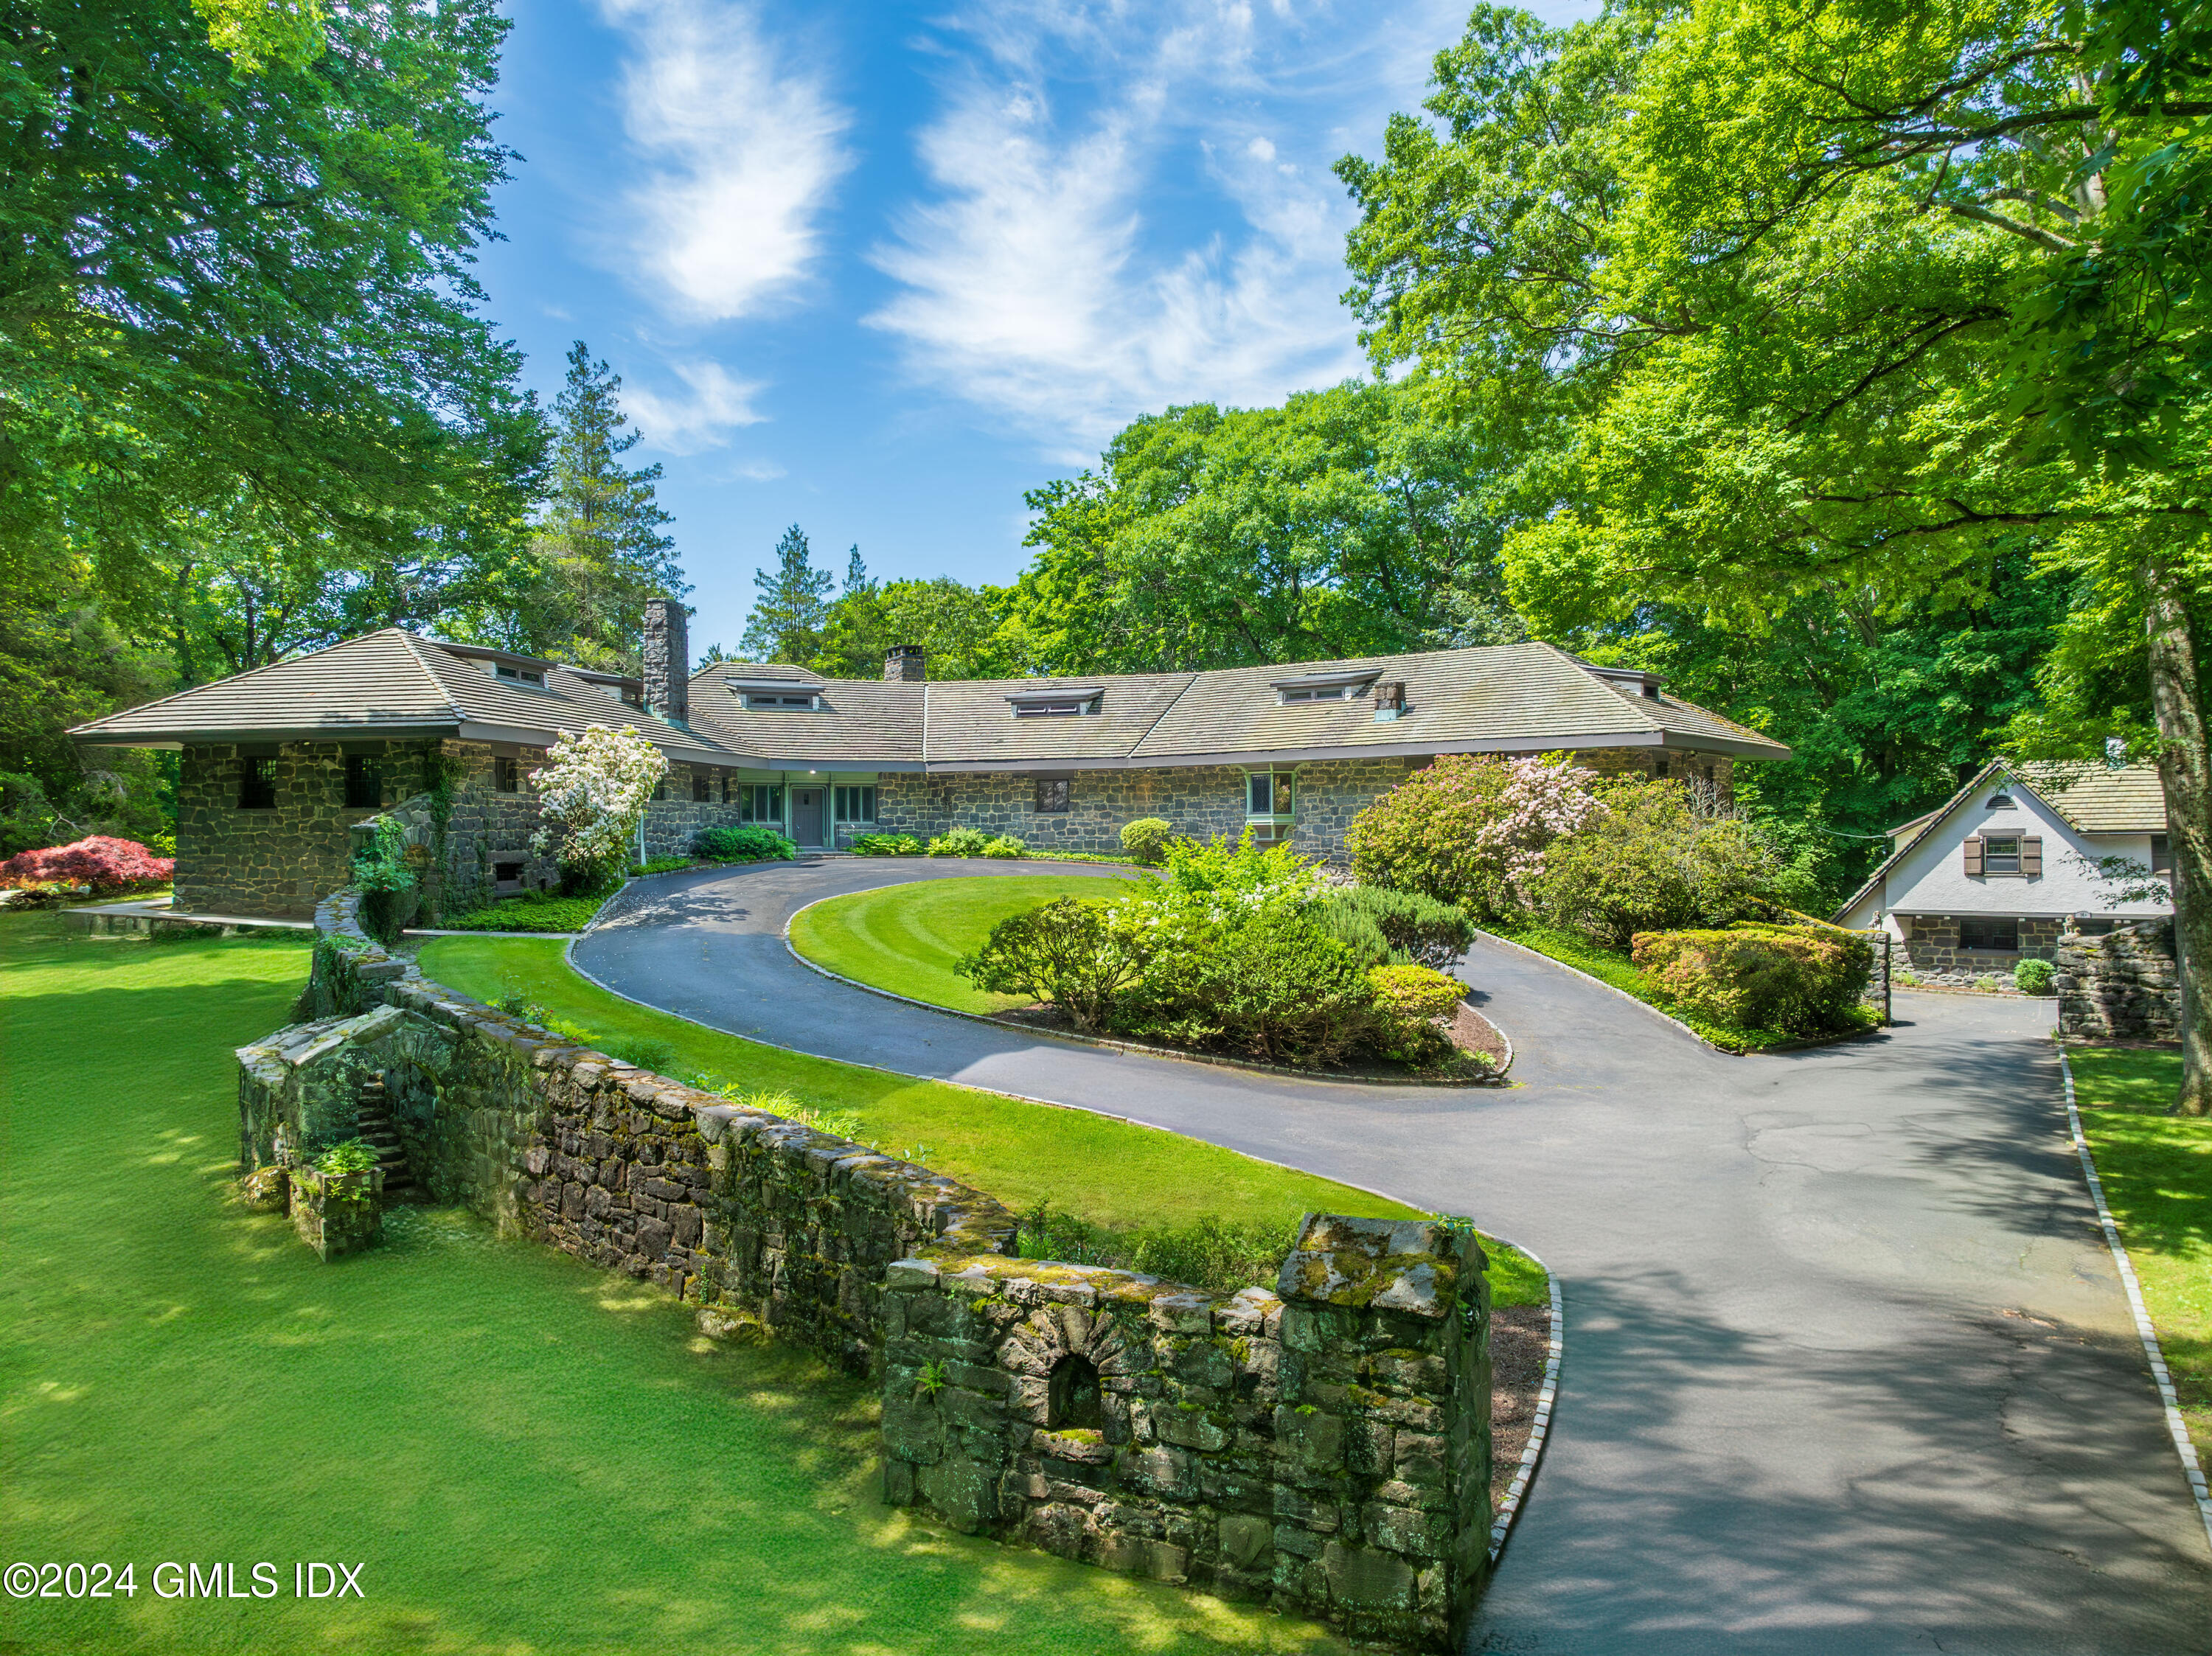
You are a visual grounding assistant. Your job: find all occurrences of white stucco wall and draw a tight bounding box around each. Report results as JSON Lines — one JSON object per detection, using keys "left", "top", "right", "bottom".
{"left": 1839, "top": 773, "right": 2170, "bottom": 928}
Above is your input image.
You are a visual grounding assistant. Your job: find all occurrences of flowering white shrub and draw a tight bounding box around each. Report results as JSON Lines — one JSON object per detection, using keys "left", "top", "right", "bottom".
{"left": 529, "top": 725, "right": 667, "bottom": 878}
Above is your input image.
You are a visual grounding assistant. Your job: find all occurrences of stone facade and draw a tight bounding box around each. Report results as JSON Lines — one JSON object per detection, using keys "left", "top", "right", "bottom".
{"left": 234, "top": 889, "right": 1498, "bottom": 1652}
{"left": 881, "top": 1215, "right": 1491, "bottom": 1650}
{"left": 1898, "top": 914, "right": 2062, "bottom": 987}
{"left": 176, "top": 739, "right": 417, "bottom": 917}
{"left": 872, "top": 748, "right": 1710, "bottom": 862}
{"left": 2056, "top": 919, "right": 2183, "bottom": 1041}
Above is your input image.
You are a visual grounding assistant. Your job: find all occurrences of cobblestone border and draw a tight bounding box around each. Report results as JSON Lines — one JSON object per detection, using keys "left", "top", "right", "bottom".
{"left": 1482, "top": 1235, "right": 1562, "bottom": 1566}
{"left": 2056, "top": 1044, "right": 2212, "bottom": 1557}
{"left": 781, "top": 891, "right": 1512, "bottom": 1088}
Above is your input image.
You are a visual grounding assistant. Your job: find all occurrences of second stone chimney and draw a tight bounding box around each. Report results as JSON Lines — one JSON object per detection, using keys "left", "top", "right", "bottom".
{"left": 643, "top": 597, "right": 689, "bottom": 724}
{"left": 884, "top": 644, "right": 926, "bottom": 683}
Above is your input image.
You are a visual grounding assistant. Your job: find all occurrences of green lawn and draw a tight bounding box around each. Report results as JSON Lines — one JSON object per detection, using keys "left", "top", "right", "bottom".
{"left": 2062, "top": 1045, "right": 2212, "bottom": 1463}
{"left": 0, "top": 914, "right": 1350, "bottom": 1655}
{"left": 788, "top": 872, "right": 1133, "bottom": 1013}
{"left": 417, "top": 935, "right": 1547, "bottom": 1307}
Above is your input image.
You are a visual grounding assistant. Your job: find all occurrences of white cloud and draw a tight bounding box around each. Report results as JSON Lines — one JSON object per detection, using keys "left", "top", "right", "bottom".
{"left": 595, "top": 0, "right": 852, "bottom": 322}
{"left": 865, "top": 0, "right": 1466, "bottom": 456}
{"left": 619, "top": 360, "right": 767, "bottom": 454}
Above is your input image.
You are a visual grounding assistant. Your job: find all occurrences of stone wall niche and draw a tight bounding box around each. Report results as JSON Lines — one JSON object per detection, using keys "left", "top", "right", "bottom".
{"left": 880, "top": 1214, "right": 1492, "bottom": 1653}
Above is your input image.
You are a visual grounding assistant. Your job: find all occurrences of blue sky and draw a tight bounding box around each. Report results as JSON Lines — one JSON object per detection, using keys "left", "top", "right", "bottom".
{"left": 477, "top": 0, "right": 1595, "bottom": 655}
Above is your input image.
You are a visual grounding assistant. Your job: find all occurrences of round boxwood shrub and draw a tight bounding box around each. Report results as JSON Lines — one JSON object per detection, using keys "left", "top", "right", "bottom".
{"left": 1120, "top": 818, "right": 1173, "bottom": 865}
{"left": 2014, "top": 956, "right": 2056, "bottom": 995}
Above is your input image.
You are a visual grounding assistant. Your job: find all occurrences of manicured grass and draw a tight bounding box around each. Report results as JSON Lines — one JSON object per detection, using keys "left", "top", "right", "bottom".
{"left": 1487, "top": 922, "right": 1878, "bottom": 1052}
{"left": 789, "top": 872, "right": 1135, "bottom": 1013}
{"left": 0, "top": 914, "right": 1346, "bottom": 1654}
{"left": 417, "top": 934, "right": 1549, "bottom": 1308}
{"left": 2062, "top": 1045, "right": 2211, "bottom": 1462}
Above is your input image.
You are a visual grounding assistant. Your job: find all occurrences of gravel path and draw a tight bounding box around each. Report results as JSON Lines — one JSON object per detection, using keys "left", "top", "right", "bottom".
{"left": 575, "top": 858, "right": 2211, "bottom": 1653}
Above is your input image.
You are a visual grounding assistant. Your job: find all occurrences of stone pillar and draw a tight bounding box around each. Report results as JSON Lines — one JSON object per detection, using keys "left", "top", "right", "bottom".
{"left": 885, "top": 644, "right": 926, "bottom": 682}
{"left": 644, "top": 598, "right": 689, "bottom": 723}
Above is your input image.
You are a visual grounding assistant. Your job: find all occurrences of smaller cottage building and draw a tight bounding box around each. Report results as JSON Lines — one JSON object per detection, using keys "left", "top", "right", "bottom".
{"left": 1833, "top": 759, "right": 2172, "bottom": 984}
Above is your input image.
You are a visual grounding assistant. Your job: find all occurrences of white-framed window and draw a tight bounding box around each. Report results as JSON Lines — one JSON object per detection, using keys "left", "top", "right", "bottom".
{"left": 493, "top": 663, "right": 544, "bottom": 686}
{"left": 833, "top": 785, "right": 876, "bottom": 822}
{"left": 1279, "top": 685, "right": 1346, "bottom": 704}
{"left": 1983, "top": 835, "right": 2022, "bottom": 874}
{"left": 745, "top": 692, "right": 818, "bottom": 710}
{"left": 740, "top": 784, "right": 783, "bottom": 824}
{"left": 1012, "top": 698, "right": 1092, "bottom": 718}
{"left": 1246, "top": 770, "right": 1295, "bottom": 818}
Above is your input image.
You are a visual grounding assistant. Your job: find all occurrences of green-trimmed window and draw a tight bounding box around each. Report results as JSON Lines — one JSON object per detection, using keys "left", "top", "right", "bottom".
{"left": 833, "top": 785, "right": 876, "bottom": 823}
{"left": 1246, "top": 770, "right": 1295, "bottom": 819}
{"left": 740, "top": 784, "right": 782, "bottom": 824}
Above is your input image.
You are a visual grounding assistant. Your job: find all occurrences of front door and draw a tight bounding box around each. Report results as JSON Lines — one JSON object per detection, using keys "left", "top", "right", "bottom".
{"left": 792, "top": 787, "right": 824, "bottom": 848}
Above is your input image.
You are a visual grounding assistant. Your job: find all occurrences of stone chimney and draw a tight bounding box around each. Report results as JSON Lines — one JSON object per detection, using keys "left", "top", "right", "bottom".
{"left": 884, "top": 644, "right": 926, "bottom": 683}
{"left": 643, "top": 597, "right": 689, "bottom": 723}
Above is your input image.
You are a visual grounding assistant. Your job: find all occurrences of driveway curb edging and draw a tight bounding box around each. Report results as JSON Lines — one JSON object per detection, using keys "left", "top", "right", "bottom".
{"left": 781, "top": 888, "right": 1514, "bottom": 1088}
{"left": 1484, "top": 1236, "right": 1563, "bottom": 1566}
{"left": 2056, "top": 1044, "right": 2212, "bottom": 1556}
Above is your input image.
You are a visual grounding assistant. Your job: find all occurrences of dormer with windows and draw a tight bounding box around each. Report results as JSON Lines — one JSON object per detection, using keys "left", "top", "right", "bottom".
{"left": 1005, "top": 686, "right": 1102, "bottom": 718}
{"left": 1270, "top": 668, "right": 1380, "bottom": 706}
{"left": 724, "top": 679, "right": 825, "bottom": 711}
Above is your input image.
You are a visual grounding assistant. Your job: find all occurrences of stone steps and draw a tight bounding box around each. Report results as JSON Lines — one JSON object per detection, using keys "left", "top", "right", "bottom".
{"left": 353, "top": 1077, "right": 421, "bottom": 1201}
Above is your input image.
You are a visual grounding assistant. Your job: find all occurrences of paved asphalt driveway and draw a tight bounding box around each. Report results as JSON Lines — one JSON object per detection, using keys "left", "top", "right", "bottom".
{"left": 574, "top": 858, "right": 2211, "bottom": 1654}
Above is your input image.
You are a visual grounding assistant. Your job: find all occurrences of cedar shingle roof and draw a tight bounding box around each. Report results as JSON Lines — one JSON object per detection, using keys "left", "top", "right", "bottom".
{"left": 2018, "top": 762, "right": 2169, "bottom": 833}
{"left": 73, "top": 633, "right": 1790, "bottom": 772}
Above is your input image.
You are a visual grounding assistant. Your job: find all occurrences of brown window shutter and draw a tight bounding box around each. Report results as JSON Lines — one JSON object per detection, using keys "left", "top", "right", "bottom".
{"left": 1964, "top": 836, "right": 1983, "bottom": 875}
{"left": 2022, "top": 835, "right": 2042, "bottom": 877}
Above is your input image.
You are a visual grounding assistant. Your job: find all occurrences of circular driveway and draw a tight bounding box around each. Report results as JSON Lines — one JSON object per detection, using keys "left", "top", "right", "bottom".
{"left": 576, "top": 858, "right": 2211, "bottom": 1653}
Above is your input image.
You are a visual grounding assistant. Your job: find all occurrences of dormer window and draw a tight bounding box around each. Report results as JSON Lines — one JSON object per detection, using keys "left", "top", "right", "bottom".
{"left": 745, "top": 692, "right": 818, "bottom": 710}
{"left": 492, "top": 663, "right": 544, "bottom": 687}
{"left": 1006, "top": 686, "right": 1101, "bottom": 717}
{"left": 1271, "top": 669, "right": 1380, "bottom": 705}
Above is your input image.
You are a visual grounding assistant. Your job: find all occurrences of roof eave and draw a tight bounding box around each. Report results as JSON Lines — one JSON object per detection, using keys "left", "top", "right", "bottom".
{"left": 71, "top": 720, "right": 462, "bottom": 748}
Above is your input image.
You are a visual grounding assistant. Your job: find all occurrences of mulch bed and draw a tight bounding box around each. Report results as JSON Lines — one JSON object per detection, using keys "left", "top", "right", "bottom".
{"left": 990, "top": 998, "right": 1509, "bottom": 1083}
{"left": 1489, "top": 1301, "right": 1551, "bottom": 1514}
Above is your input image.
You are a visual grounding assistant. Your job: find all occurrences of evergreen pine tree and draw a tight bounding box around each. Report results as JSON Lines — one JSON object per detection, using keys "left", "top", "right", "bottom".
{"left": 740, "top": 525, "right": 833, "bottom": 664}
{"left": 524, "top": 341, "right": 686, "bottom": 668}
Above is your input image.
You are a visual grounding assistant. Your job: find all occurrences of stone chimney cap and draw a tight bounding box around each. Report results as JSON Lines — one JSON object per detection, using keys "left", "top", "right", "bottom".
{"left": 884, "top": 643, "right": 926, "bottom": 683}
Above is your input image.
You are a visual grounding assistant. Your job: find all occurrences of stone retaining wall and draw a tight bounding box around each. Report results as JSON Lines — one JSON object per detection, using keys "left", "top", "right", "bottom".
{"left": 1899, "top": 914, "right": 2062, "bottom": 988}
{"left": 234, "top": 888, "right": 1495, "bottom": 1649}
{"left": 2056, "top": 918, "right": 2183, "bottom": 1042}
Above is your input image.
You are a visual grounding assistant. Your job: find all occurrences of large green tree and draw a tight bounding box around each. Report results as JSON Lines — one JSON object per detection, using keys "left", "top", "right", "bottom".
{"left": 1008, "top": 380, "right": 1520, "bottom": 673}
{"left": 0, "top": 0, "right": 543, "bottom": 622}
{"left": 740, "top": 526, "right": 834, "bottom": 664}
{"left": 1341, "top": 0, "right": 2212, "bottom": 1110}
{"left": 814, "top": 574, "right": 1012, "bottom": 681}
{"left": 450, "top": 341, "right": 682, "bottom": 669}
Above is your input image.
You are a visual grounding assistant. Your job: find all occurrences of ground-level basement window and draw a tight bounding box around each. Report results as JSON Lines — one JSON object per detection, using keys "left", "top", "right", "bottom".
{"left": 833, "top": 785, "right": 875, "bottom": 822}
{"left": 1960, "top": 916, "right": 2020, "bottom": 950}
{"left": 238, "top": 756, "right": 276, "bottom": 810}
{"left": 344, "top": 755, "right": 381, "bottom": 809}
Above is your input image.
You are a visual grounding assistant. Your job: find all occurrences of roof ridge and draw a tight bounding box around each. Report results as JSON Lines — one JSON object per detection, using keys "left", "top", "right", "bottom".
{"left": 1126, "top": 670, "right": 1203, "bottom": 759}
{"left": 395, "top": 630, "right": 470, "bottom": 724}
{"left": 1536, "top": 640, "right": 1663, "bottom": 733}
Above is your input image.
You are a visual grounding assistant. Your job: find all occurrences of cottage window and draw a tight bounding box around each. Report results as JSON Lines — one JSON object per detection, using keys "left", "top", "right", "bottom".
{"left": 833, "top": 785, "right": 876, "bottom": 823}
{"left": 1247, "top": 770, "right": 1295, "bottom": 818}
{"left": 238, "top": 756, "right": 276, "bottom": 810}
{"left": 1983, "top": 835, "right": 2021, "bottom": 874}
{"left": 692, "top": 770, "right": 712, "bottom": 804}
{"left": 494, "top": 756, "right": 521, "bottom": 794}
{"left": 1034, "top": 778, "right": 1071, "bottom": 814}
{"left": 344, "top": 755, "right": 381, "bottom": 809}
{"left": 740, "top": 784, "right": 782, "bottom": 824}
{"left": 1960, "top": 916, "right": 2020, "bottom": 951}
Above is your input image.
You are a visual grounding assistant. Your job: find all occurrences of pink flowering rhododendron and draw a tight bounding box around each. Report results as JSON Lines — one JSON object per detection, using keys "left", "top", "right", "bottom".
{"left": 0, "top": 835, "right": 174, "bottom": 892}
{"left": 1474, "top": 756, "right": 1604, "bottom": 902}
{"left": 529, "top": 725, "right": 667, "bottom": 877}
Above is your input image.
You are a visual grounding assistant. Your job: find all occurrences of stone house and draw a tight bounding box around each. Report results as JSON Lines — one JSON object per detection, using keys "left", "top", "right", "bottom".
{"left": 1832, "top": 759, "right": 2173, "bottom": 986}
{"left": 72, "top": 599, "right": 1788, "bottom": 919}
